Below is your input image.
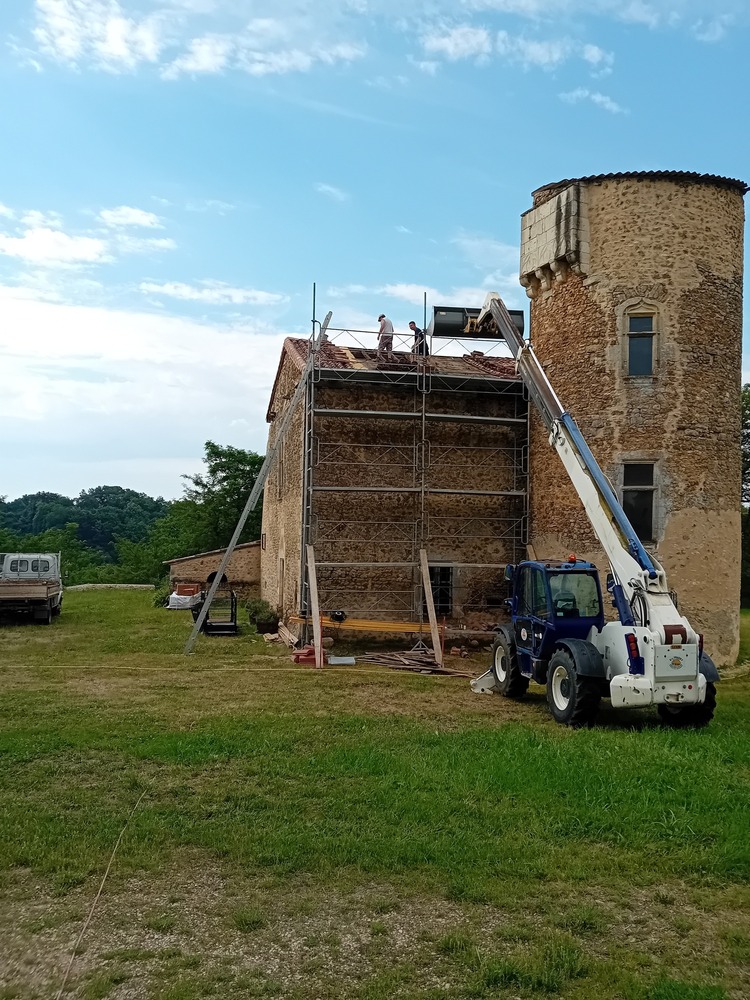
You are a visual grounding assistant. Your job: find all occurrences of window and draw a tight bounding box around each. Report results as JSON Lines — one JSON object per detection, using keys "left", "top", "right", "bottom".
{"left": 548, "top": 573, "right": 601, "bottom": 619}
{"left": 627, "top": 314, "right": 655, "bottom": 376}
{"left": 31, "top": 560, "right": 50, "bottom": 573}
{"left": 10, "top": 559, "right": 29, "bottom": 572}
{"left": 428, "top": 566, "right": 453, "bottom": 617}
{"left": 517, "top": 567, "right": 549, "bottom": 618}
{"left": 623, "top": 463, "right": 656, "bottom": 542}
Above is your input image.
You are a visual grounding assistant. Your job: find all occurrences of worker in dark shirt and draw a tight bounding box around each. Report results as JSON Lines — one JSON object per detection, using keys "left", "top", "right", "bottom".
{"left": 409, "top": 321, "right": 428, "bottom": 357}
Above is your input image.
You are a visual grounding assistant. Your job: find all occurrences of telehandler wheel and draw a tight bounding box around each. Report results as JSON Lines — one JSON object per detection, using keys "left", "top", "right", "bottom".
{"left": 546, "top": 648, "right": 600, "bottom": 727}
{"left": 657, "top": 682, "right": 716, "bottom": 729}
{"left": 491, "top": 634, "right": 528, "bottom": 698}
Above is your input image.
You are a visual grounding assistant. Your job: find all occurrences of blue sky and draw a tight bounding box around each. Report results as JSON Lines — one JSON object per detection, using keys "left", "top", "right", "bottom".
{"left": 0, "top": 0, "right": 747, "bottom": 501}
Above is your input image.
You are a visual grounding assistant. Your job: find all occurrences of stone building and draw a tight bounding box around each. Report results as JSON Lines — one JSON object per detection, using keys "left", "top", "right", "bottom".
{"left": 520, "top": 170, "right": 747, "bottom": 664}
{"left": 165, "top": 541, "right": 260, "bottom": 599}
{"left": 260, "top": 319, "right": 527, "bottom": 628}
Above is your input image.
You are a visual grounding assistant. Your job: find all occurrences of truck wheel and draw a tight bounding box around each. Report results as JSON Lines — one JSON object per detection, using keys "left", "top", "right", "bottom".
{"left": 38, "top": 607, "right": 52, "bottom": 625}
{"left": 546, "top": 648, "right": 600, "bottom": 727}
{"left": 491, "top": 634, "right": 528, "bottom": 698}
{"left": 52, "top": 603, "right": 62, "bottom": 617}
{"left": 657, "top": 683, "right": 716, "bottom": 728}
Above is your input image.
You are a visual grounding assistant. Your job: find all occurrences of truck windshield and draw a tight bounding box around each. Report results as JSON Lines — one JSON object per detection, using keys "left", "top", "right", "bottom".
{"left": 548, "top": 573, "right": 601, "bottom": 619}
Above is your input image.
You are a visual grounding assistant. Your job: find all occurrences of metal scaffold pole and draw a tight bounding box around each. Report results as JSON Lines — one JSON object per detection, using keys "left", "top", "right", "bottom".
{"left": 184, "top": 311, "right": 332, "bottom": 654}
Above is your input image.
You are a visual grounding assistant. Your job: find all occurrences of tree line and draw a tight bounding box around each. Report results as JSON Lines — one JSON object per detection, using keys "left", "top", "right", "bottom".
{"left": 0, "top": 442, "right": 263, "bottom": 587}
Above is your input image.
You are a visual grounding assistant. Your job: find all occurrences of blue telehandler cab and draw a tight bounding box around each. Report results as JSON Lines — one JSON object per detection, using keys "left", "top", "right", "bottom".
{"left": 491, "top": 558, "right": 608, "bottom": 725}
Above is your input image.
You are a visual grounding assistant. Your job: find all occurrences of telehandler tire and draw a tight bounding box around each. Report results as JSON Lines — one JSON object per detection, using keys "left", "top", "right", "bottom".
{"left": 491, "top": 634, "right": 528, "bottom": 698}
{"left": 657, "top": 682, "right": 716, "bottom": 728}
{"left": 546, "top": 648, "right": 600, "bottom": 727}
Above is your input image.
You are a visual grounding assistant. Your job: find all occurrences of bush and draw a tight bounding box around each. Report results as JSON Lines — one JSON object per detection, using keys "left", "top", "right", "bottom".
{"left": 246, "top": 598, "right": 279, "bottom": 631}
{"left": 152, "top": 580, "right": 172, "bottom": 608}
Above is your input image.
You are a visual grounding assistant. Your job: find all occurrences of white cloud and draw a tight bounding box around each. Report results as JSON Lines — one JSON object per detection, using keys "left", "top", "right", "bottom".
{"left": 692, "top": 15, "right": 732, "bottom": 42}
{"left": 161, "top": 34, "right": 234, "bottom": 78}
{"left": 314, "top": 182, "right": 350, "bottom": 202}
{"left": 33, "top": 0, "right": 167, "bottom": 72}
{"left": 21, "top": 209, "right": 63, "bottom": 229}
{"left": 560, "top": 87, "right": 627, "bottom": 114}
{"left": 159, "top": 25, "right": 367, "bottom": 79}
{"left": 422, "top": 26, "right": 613, "bottom": 72}
{"left": 618, "top": 1, "right": 660, "bottom": 29}
{"left": 0, "top": 204, "right": 16, "bottom": 219}
{"left": 140, "top": 280, "right": 287, "bottom": 306}
{"left": 0, "top": 227, "right": 110, "bottom": 265}
{"left": 186, "top": 198, "right": 236, "bottom": 213}
{"left": 451, "top": 234, "right": 519, "bottom": 271}
{"left": 100, "top": 205, "right": 164, "bottom": 228}
{"left": 395, "top": 225, "right": 412, "bottom": 234}
{"left": 409, "top": 56, "right": 439, "bottom": 75}
{"left": 464, "top": 0, "right": 546, "bottom": 12}
{"left": 496, "top": 30, "right": 572, "bottom": 68}
{"left": 113, "top": 234, "right": 177, "bottom": 254}
{"left": 582, "top": 43, "right": 614, "bottom": 75}
{"left": 326, "top": 283, "right": 370, "bottom": 298}
{"left": 0, "top": 283, "right": 290, "bottom": 497}
{"left": 381, "top": 282, "right": 441, "bottom": 305}
{"left": 422, "top": 25, "right": 493, "bottom": 61}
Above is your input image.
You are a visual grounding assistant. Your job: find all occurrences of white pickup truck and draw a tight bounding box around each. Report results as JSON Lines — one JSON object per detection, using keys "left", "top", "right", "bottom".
{"left": 0, "top": 553, "right": 63, "bottom": 625}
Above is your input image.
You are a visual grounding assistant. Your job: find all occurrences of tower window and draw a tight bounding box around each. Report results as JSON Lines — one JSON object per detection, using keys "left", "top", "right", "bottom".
{"left": 627, "top": 314, "right": 655, "bottom": 376}
{"left": 622, "top": 463, "right": 656, "bottom": 542}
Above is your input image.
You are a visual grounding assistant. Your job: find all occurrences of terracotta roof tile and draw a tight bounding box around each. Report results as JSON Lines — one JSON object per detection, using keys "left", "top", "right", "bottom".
{"left": 266, "top": 337, "right": 518, "bottom": 421}
{"left": 532, "top": 170, "right": 748, "bottom": 197}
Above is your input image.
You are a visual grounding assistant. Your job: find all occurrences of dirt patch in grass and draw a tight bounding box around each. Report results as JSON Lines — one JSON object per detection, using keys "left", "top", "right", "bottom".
{"left": 5, "top": 661, "right": 545, "bottom": 729}
{"left": 2, "top": 857, "right": 749, "bottom": 1000}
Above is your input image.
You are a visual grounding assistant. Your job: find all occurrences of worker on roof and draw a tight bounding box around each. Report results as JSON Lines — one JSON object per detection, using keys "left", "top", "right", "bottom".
{"left": 409, "top": 320, "right": 428, "bottom": 357}
{"left": 377, "top": 313, "right": 394, "bottom": 359}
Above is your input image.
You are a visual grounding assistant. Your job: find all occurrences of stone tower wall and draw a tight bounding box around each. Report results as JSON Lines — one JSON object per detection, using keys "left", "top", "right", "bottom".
{"left": 522, "top": 175, "right": 745, "bottom": 664}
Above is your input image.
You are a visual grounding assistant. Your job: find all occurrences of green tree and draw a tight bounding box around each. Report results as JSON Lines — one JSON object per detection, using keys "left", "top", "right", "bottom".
{"left": 19, "top": 523, "right": 106, "bottom": 585}
{"left": 181, "top": 441, "right": 264, "bottom": 550}
{"left": 0, "top": 493, "right": 76, "bottom": 535}
{"left": 74, "top": 486, "right": 169, "bottom": 558}
{"left": 115, "top": 500, "right": 209, "bottom": 584}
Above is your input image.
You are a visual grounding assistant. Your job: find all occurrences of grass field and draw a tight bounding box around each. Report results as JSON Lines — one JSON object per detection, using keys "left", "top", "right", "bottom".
{"left": 1, "top": 591, "right": 749, "bottom": 1000}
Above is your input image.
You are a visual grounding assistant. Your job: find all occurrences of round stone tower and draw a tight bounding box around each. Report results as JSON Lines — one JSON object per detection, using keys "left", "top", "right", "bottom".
{"left": 521, "top": 171, "right": 747, "bottom": 664}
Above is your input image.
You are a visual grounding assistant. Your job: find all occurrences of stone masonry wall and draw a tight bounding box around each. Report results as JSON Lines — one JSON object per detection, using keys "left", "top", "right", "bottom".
{"left": 260, "top": 356, "right": 306, "bottom": 619}
{"left": 309, "top": 381, "right": 526, "bottom": 623}
{"left": 525, "top": 176, "right": 744, "bottom": 664}
{"left": 169, "top": 543, "right": 260, "bottom": 600}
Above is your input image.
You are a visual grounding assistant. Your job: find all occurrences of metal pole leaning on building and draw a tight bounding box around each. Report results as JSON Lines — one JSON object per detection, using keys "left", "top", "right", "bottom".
{"left": 184, "top": 312, "right": 332, "bottom": 654}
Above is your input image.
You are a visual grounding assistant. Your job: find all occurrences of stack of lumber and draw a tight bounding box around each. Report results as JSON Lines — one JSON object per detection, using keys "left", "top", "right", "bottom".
{"left": 361, "top": 650, "right": 472, "bottom": 677}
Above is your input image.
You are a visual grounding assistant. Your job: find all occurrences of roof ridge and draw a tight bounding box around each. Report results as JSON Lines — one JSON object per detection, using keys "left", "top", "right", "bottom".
{"left": 532, "top": 169, "right": 748, "bottom": 196}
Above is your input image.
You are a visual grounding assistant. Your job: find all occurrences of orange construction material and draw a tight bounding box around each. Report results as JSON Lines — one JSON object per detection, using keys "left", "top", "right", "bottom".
{"left": 288, "top": 614, "right": 440, "bottom": 635}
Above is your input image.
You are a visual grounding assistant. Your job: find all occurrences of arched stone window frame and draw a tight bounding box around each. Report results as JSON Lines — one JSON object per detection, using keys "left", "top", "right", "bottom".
{"left": 617, "top": 297, "right": 660, "bottom": 379}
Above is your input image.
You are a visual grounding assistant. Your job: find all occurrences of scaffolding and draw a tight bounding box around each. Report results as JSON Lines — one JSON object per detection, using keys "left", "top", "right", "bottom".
{"left": 290, "top": 305, "right": 529, "bottom": 630}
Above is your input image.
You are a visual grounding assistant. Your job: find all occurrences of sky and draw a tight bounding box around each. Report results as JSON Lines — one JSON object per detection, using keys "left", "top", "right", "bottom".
{"left": 0, "top": 0, "right": 748, "bottom": 502}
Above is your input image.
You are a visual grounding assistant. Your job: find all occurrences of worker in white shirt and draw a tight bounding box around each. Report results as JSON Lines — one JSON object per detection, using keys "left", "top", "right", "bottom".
{"left": 377, "top": 314, "right": 394, "bottom": 359}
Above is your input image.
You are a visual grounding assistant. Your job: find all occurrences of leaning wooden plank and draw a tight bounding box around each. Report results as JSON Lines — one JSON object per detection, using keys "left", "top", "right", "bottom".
{"left": 419, "top": 549, "right": 443, "bottom": 666}
{"left": 278, "top": 623, "right": 299, "bottom": 648}
{"left": 306, "top": 545, "right": 324, "bottom": 669}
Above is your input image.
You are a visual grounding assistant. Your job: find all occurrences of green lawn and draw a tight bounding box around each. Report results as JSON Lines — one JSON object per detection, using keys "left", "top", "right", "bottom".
{"left": 0, "top": 591, "right": 749, "bottom": 1000}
